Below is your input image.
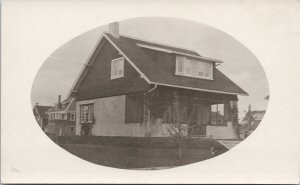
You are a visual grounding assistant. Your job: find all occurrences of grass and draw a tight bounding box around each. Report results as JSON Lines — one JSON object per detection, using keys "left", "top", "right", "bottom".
{"left": 59, "top": 143, "right": 220, "bottom": 169}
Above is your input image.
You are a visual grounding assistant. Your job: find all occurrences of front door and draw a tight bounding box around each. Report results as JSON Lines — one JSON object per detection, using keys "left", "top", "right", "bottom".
{"left": 193, "top": 105, "right": 206, "bottom": 135}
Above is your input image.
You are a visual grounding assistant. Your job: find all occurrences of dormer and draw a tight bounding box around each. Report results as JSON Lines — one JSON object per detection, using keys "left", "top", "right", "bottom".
{"left": 176, "top": 56, "right": 214, "bottom": 80}
{"left": 135, "top": 43, "right": 221, "bottom": 80}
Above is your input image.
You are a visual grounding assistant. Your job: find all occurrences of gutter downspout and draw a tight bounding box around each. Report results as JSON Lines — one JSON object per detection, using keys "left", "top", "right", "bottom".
{"left": 144, "top": 84, "right": 158, "bottom": 96}
{"left": 143, "top": 84, "right": 158, "bottom": 136}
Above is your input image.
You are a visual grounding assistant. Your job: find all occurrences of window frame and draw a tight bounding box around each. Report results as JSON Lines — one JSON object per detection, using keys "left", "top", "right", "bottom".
{"left": 111, "top": 57, "right": 125, "bottom": 79}
{"left": 62, "top": 113, "right": 67, "bottom": 120}
{"left": 176, "top": 56, "right": 213, "bottom": 80}
{"left": 55, "top": 113, "right": 62, "bottom": 120}
{"left": 80, "top": 104, "right": 94, "bottom": 123}
{"left": 70, "top": 113, "right": 76, "bottom": 121}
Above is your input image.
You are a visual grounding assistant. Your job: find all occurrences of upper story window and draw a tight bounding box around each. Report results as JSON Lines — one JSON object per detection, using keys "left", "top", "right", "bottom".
{"left": 111, "top": 57, "right": 124, "bottom": 79}
{"left": 70, "top": 113, "right": 76, "bottom": 121}
{"left": 55, "top": 113, "right": 62, "bottom": 120}
{"left": 62, "top": 113, "right": 67, "bottom": 120}
{"left": 176, "top": 56, "right": 213, "bottom": 80}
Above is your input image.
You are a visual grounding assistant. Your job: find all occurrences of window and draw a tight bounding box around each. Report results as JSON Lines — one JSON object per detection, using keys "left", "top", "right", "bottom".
{"left": 80, "top": 104, "right": 94, "bottom": 123}
{"left": 62, "top": 113, "right": 67, "bottom": 120}
{"left": 111, "top": 57, "right": 124, "bottom": 79}
{"left": 70, "top": 113, "right": 76, "bottom": 121}
{"left": 176, "top": 56, "right": 213, "bottom": 79}
{"left": 55, "top": 113, "right": 62, "bottom": 120}
{"left": 211, "top": 104, "right": 224, "bottom": 125}
{"left": 176, "top": 56, "right": 185, "bottom": 74}
{"left": 43, "top": 118, "right": 48, "bottom": 125}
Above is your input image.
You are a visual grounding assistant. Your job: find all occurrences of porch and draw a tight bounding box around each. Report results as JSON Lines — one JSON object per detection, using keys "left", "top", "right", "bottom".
{"left": 140, "top": 86, "right": 239, "bottom": 139}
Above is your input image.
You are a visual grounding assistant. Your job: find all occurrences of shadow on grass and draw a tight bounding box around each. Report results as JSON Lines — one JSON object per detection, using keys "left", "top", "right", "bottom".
{"left": 59, "top": 143, "right": 224, "bottom": 169}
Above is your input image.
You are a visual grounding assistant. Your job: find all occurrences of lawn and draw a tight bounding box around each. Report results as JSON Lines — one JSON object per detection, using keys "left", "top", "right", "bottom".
{"left": 59, "top": 143, "right": 217, "bottom": 169}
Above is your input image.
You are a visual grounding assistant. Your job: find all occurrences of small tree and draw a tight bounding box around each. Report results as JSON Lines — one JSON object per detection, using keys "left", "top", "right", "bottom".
{"left": 165, "top": 121, "right": 190, "bottom": 165}
{"left": 80, "top": 115, "right": 95, "bottom": 144}
{"left": 164, "top": 91, "right": 192, "bottom": 165}
{"left": 243, "top": 104, "right": 254, "bottom": 138}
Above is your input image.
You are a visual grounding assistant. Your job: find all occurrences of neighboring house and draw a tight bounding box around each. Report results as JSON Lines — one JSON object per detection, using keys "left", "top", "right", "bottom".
{"left": 68, "top": 22, "right": 248, "bottom": 139}
{"left": 240, "top": 110, "right": 266, "bottom": 138}
{"left": 46, "top": 95, "right": 76, "bottom": 136}
{"left": 33, "top": 103, "right": 52, "bottom": 132}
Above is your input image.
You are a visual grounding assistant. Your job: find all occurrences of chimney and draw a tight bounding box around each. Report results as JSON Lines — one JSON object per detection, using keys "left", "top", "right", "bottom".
{"left": 109, "top": 22, "right": 119, "bottom": 38}
{"left": 35, "top": 102, "right": 39, "bottom": 106}
{"left": 58, "top": 95, "right": 62, "bottom": 108}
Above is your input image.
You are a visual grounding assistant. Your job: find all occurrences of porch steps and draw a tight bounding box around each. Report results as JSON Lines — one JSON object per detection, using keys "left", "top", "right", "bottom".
{"left": 217, "top": 139, "right": 241, "bottom": 150}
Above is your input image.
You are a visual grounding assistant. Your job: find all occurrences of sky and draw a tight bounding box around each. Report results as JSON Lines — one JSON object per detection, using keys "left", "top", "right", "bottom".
{"left": 31, "top": 17, "right": 269, "bottom": 119}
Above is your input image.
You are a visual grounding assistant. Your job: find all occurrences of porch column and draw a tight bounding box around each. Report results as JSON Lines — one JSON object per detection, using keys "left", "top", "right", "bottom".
{"left": 230, "top": 100, "right": 238, "bottom": 123}
{"left": 172, "top": 91, "right": 180, "bottom": 123}
{"left": 230, "top": 100, "right": 240, "bottom": 139}
{"left": 224, "top": 101, "right": 231, "bottom": 123}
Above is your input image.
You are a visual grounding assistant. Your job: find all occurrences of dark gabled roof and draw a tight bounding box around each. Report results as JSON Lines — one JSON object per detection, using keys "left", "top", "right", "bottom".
{"left": 47, "top": 98, "right": 76, "bottom": 113}
{"left": 34, "top": 105, "right": 52, "bottom": 118}
{"left": 68, "top": 33, "right": 248, "bottom": 97}
{"left": 121, "top": 35, "right": 200, "bottom": 56}
{"left": 105, "top": 33, "right": 248, "bottom": 95}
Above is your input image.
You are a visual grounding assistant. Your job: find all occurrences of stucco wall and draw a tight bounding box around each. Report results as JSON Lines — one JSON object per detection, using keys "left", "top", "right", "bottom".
{"left": 76, "top": 95, "right": 147, "bottom": 137}
{"left": 76, "top": 95, "right": 235, "bottom": 138}
{"left": 206, "top": 122, "right": 237, "bottom": 139}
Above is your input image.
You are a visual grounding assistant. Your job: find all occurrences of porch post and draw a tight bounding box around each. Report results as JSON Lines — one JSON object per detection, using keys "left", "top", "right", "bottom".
{"left": 172, "top": 91, "right": 180, "bottom": 123}
{"left": 143, "top": 95, "right": 151, "bottom": 136}
{"left": 230, "top": 100, "right": 240, "bottom": 139}
{"left": 224, "top": 101, "right": 231, "bottom": 123}
{"left": 216, "top": 104, "right": 219, "bottom": 124}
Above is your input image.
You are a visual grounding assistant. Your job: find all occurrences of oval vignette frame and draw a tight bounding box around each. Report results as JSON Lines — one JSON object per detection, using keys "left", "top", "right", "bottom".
{"left": 31, "top": 17, "right": 269, "bottom": 170}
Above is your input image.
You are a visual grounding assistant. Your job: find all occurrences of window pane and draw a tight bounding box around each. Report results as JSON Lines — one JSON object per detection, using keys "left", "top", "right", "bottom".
{"left": 176, "top": 56, "right": 185, "bottom": 73}
{"left": 176, "top": 56, "right": 213, "bottom": 79}
{"left": 111, "top": 58, "right": 124, "bottom": 78}
{"left": 80, "top": 104, "right": 94, "bottom": 122}
{"left": 185, "top": 60, "right": 192, "bottom": 75}
{"left": 198, "top": 62, "right": 205, "bottom": 77}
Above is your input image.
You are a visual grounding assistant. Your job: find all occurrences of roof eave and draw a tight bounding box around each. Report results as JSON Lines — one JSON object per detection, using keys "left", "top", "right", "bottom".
{"left": 151, "top": 82, "right": 248, "bottom": 96}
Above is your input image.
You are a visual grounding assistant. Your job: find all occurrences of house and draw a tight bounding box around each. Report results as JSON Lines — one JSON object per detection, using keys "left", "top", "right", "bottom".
{"left": 244, "top": 110, "right": 266, "bottom": 131}
{"left": 240, "top": 108, "right": 266, "bottom": 138}
{"left": 68, "top": 22, "right": 248, "bottom": 139}
{"left": 46, "top": 95, "right": 76, "bottom": 136}
{"left": 33, "top": 103, "right": 52, "bottom": 132}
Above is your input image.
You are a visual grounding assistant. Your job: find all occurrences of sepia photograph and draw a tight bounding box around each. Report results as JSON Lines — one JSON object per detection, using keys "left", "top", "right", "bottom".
{"left": 2, "top": 0, "right": 299, "bottom": 184}
{"left": 31, "top": 17, "right": 268, "bottom": 169}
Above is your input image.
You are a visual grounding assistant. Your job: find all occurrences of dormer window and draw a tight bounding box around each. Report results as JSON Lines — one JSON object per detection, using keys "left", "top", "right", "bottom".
{"left": 111, "top": 57, "right": 124, "bottom": 79}
{"left": 176, "top": 56, "right": 213, "bottom": 80}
